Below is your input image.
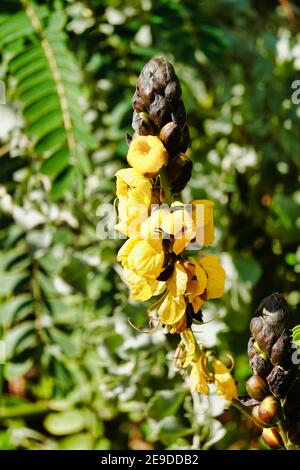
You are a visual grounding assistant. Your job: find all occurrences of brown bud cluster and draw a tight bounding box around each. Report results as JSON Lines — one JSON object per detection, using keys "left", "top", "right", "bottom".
{"left": 240, "top": 293, "right": 300, "bottom": 448}
{"left": 130, "top": 57, "right": 192, "bottom": 193}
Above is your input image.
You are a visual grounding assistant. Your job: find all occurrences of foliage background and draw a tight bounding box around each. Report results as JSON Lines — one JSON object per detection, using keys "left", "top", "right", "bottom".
{"left": 0, "top": 0, "right": 299, "bottom": 450}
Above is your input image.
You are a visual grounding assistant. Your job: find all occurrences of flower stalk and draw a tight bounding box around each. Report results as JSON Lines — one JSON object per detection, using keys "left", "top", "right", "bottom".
{"left": 115, "top": 56, "right": 236, "bottom": 402}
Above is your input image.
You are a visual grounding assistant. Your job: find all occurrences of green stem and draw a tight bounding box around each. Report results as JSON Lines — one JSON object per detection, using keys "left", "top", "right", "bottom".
{"left": 232, "top": 398, "right": 260, "bottom": 426}
{"left": 0, "top": 401, "right": 49, "bottom": 419}
{"left": 160, "top": 166, "right": 172, "bottom": 205}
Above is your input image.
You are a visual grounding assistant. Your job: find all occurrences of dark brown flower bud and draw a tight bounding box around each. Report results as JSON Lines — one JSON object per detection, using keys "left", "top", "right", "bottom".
{"left": 179, "top": 124, "right": 190, "bottom": 154}
{"left": 247, "top": 337, "right": 256, "bottom": 360}
{"left": 132, "top": 111, "right": 156, "bottom": 136}
{"left": 132, "top": 90, "right": 147, "bottom": 113}
{"left": 167, "top": 153, "right": 192, "bottom": 193}
{"left": 159, "top": 122, "right": 181, "bottom": 157}
{"left": 270, "top": 331, "right": 293, "bottom": 368}
{"left": 250, "top": 317, "right": 263, "bottom": 338}
{"left": 250, "top": 353, "right": 272, "bottom": 378}
{"left": 171, "top": 100, "right": 186, "bottom": 128}
{"left": 246, "top": 375, "right": 269, "bottom": 401}
{"left": 266, "top": 366, "right": 294, "bottom": 398}
{"left": 258, "top": 396, "right": 281, "bottom": 426}
{"left": 149, "top": 93, "right": 169, "bottom": 128}
{"left": 255, "top": 323, "right": 277, "bottom": 356}
{"left": 261, "top": 427, "right": 283, "bottom": 449}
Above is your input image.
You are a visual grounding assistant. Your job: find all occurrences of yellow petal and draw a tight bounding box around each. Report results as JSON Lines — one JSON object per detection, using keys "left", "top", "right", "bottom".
{"left": 173, "top": 237, "right": 190, "bottom": 255}
{"left": 127, "top": 239, "right": 164, "bottom": 279}
{"left": 127, "top": 136, "right": 168, "bottom": 176}
{"left": 192, "top": 200, "right": 215, "bottom": 247}
{"left": 158, "top": 293, "right": 186, "bottom": 325}
{"left": 189, "top": 360, "right": 209, "bottom": 394}
{"left": 115, "top": 169, "right": 152, "bottom": 237}
{"left": 191, "top": 296, "right": 205, "bottom": 313}
{"left": 117, "top": 238, "right": 136, "bottom": 266}
{"left": 115, "top": 168, "right": 152, "bottom": 200}
{"left": 161, "top": 205, "right": 195, "bottom": 238}
{"left": 186, "top": 260, "right": 207, "bottom": 300}
{"left": 199, "top": 255, "right": 225, "bottom": 299}
{"left": 213, "top": 358, "right": 237, "bottom": 402}
{"left": 123, "top": 268, "right": 158, "bottom": 301}
{"left": 167, "top": 261, "right": 188, "bottom": 297}
{"left": 181, "top": 329, "right": 196, "bottom": 367}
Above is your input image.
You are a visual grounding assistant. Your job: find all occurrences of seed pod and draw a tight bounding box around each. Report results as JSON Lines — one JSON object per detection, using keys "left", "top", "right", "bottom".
{"left": 246, "top": 375, "right": 269, "bottom": 401}
{"left": 166, "top": 153, "right": 192, "bottom": 193}
{"left": 258, "top": 396, "right": 281, "bottom": 426}
{"left": 261, "top": 427, "right": 283, "bottom": 449}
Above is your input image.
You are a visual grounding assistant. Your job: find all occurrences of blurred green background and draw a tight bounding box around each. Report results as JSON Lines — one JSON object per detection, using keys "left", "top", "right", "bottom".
{"left": 0, "top": 0, "right": 299, "bottom": 450}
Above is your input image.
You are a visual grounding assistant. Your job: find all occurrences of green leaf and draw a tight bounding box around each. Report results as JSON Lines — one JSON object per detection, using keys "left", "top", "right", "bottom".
{"left": 5, "top": 321, "right": 36, "bottom": 359}
{"left": 147, "top": 389, "right": 186, "bottom": 420}
{"left": 44, "top": 410, "right": 86, "bottom": 436}
{"left": 48, "top": 328, "right": 78, "bottom": 357}
{"left": 0, "top": 272, "right": 28, "bottom": 296}
{"left": 41, "top": 147, "right": 69, "bottom": 178}
{"left": 50, "top": 166, "right": 75, "bottom": 200}
{"left": 0, "top": 294, "right": 32, "bottom": 327}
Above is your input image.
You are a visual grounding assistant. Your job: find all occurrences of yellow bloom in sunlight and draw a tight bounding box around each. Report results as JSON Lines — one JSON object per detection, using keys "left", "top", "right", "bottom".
{"left": 127, "top": 136, "right": 169, "bottom": 177}
{"left": 212, "top": 357, "right": 237, "bottom": 402}
{"left": 122, "top": 267, "right": 162, "bottom": 301}
{"left": 189, "top": 358, "right": 210, "bottom": 394}
{"left": 140, "top": 203, "right": 195, "bottom": 255}
{"left": 117, "top": 238, "right": 165, "bottom": 280}
{"left": 158, "top": 292, "right": 186, "bottom": 325}
{"left": 189, "top": 353, "right": 237, "bottom": 401}
{"left": 115, "top": 168, "right": 152, "bottom": 237}
{"left": 198, "top": 255, "right": 225, "bottom": 299}
{"left": 191, "top": 200, "right": 215, "bottom": 248}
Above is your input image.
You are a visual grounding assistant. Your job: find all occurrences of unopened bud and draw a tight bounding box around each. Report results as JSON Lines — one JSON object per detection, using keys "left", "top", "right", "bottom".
{"left": 258, "top": 396, "right": 281, "bottom": 426}
{"left": 261, "top": 427, "right": 283, "bottom": 449}
{"left": 159, "top": 121, "right": 181, "bottom": 157}
{"left": 132, "top": 111, "right": 156, "bottom": 136}
{"left": 167, "top": 153, "right": 192, "bottom": 193}
{"left": 252, "top": 405, "right": 267, "bottom": 428}
{"left": 246, "top": 375, "right": 269, "bottom": 401}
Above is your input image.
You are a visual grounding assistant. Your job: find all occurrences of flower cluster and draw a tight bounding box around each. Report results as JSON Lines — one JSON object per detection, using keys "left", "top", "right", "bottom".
{"left": 115, "top": 57, "right": 237, "bottom": 402}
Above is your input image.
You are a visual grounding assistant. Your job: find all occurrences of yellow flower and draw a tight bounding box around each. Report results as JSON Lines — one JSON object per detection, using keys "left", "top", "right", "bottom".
{"left": 141, "top": 203, "right": 195, "bottom": 255}
{"left": 117, "top": 238, "right": 165, "bottom": 280}
{"left": 122, "top": 268, "right": 162, "bottom": 301}
{"left": 212, "top": 357, "right": 237, "bottom": 402}
{"left": 189, "top": 353, "right": 237, "bottom": 401}
{"left": 191, "top": 200, "right": 215, "bottom": 248}
{"left": 189, "top": 357, "right": 210, "bottom": 394}
{"left": 127, "top": 135, "right": 169, "bottom": 177}
{"left": 158, "top": 292, "right": 186, "bottom": 325}
{"left": 115, "top": 168, "right": 152, "bottom": 237}
{"left": 199, "top": 255, "right": 225, "bottom": 299}
{"left": 184, "top": 256, "right": 225, "bottom": 312}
